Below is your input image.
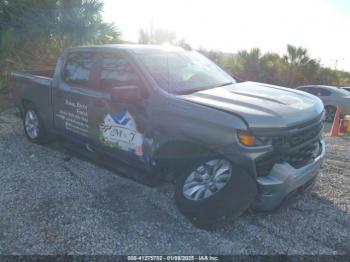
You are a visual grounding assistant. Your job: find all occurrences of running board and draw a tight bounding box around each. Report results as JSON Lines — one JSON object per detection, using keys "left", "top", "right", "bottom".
{"left": 60, "top": 141, "right": 160, "bottom": 187}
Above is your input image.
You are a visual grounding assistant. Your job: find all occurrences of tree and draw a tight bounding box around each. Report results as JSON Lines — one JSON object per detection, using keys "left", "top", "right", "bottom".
{"left": 232, "top": 48, "right": 263, "bottom": 82}
{"left": 198, "top": 44, "right": 344, "bottom": 88}
{"left": 0, "top": 0, "right": 120, "bottom": 90}
{"left": 137, "top": 27, "right": 177, "bottom": 45}
{"left": 259, "top": 52, "right": 288, "bottom": 85}
{"left": 177, "top": 38, "right": 192, "bottom": 50}
{"left": 138, "top": 29, "right": 150, "bottom": 44}
{"left": 283, "top": 44, "right": 317, "bottom": 87}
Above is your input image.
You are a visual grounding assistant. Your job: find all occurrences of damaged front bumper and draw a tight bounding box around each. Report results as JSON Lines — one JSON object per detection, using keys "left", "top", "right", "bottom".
{"left": 252, "top": 140, "right": 325, "bottom": 211}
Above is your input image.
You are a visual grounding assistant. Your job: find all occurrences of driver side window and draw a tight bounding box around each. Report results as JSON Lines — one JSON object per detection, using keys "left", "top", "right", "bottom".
{"left": 98, "top": 53, "right": 140, "bottom": 90}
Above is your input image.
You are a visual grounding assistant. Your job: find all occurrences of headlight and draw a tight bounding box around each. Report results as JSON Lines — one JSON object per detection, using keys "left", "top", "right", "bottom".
{"left": 237, "top": 131, "right": 272, "bottom": 147}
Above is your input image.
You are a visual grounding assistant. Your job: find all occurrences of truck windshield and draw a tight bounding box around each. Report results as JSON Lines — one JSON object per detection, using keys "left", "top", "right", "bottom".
{"left": 138, "top": 51, "right": 235, "bottom": 94}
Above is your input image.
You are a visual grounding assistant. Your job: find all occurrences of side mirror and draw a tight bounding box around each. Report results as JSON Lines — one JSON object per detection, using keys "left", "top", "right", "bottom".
{"left": 110, "top": 85, "right": 143, "bottom": 103}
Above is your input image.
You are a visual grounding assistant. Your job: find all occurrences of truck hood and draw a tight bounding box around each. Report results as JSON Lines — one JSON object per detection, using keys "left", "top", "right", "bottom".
{"left": 179, "top": 81, "right": 324, "bottom": 129}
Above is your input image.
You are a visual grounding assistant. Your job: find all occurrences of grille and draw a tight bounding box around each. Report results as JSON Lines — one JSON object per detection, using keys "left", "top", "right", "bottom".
{"left": 255, "top": 121, "right": 323, "bottom": 177}
{"left": 286, "top": 142, "right": 321, "bottom": 168}
{"left": 289, "top": 123, "right": 323, "bottom": 147}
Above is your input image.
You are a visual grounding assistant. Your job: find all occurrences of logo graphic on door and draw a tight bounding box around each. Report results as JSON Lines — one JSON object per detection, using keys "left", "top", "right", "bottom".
{"left": 99, "top": 111, "right": 143, "bottom": 156}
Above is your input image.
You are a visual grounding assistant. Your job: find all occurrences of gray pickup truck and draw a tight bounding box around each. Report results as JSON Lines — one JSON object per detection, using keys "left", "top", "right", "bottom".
{"left": 11, "top": 44, "right": 325, "bottom": 228}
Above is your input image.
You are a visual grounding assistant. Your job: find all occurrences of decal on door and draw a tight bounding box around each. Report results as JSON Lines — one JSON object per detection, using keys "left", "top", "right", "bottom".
{"left": 55, "top": 99, "right": 89, "bottom": 137}
{"left": 99, "top": 111, "right": 143, "bottom": 156}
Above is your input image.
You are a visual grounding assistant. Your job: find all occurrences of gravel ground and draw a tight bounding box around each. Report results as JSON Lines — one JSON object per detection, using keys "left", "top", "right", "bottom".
{"left": 0, "top": 109, "right": 349, "bottom": 255}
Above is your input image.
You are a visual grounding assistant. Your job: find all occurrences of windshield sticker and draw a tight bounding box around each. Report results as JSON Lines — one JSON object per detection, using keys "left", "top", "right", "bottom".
{"left": 99, "top": 111, "right": 143, "bottom": 156}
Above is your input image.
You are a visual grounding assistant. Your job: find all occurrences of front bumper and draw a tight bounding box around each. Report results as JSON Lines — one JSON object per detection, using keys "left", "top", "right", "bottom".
{"left": 252, "top": 140, "right": 325, "bottom": 211}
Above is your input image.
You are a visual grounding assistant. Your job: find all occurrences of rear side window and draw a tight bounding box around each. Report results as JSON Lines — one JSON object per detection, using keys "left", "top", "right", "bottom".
{"left": 63, "top": 52, "right": 93, "bottom": 86}
{"left": 99, "top": 53, "right": 140, "bottom": 90}
{"left": 299, "top": 87, "right": 317, "bottom": 95}
{"left": 299, "top": 87, "right": 310, "bottom": 92}
{"left": 318, "top": 88, "right": 332, "bottom": 96}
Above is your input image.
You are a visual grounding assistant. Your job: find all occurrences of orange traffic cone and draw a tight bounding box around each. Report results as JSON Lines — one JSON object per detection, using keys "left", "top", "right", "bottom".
{"left": 330, "top": 106, "right": 341, "bottom": 137}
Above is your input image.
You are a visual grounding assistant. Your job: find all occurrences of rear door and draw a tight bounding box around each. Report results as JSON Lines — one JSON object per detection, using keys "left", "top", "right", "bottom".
{"left": 53, "top": 51, "right": 98, "bottom": 142}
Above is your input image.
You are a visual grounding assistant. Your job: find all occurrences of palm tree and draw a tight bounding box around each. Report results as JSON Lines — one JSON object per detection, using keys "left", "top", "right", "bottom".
{"left": 284, "top": 45, "right": 311, "bottom": 66}
{"left": 138, "top": 29, "right": 150, "bottom": 44}
{"left": 234, "top": 48, "right": 262, "bottom": 81}
{"left": 283, "top": 44, "right": 317, "bottom": 87}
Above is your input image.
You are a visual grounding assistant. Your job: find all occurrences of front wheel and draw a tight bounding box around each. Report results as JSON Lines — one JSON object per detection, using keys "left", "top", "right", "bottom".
{"left": 175, "top": 158, "right": 257, "bottom": 229}
{"left": 23, "top": 106, "right": 47, "bottom": 144}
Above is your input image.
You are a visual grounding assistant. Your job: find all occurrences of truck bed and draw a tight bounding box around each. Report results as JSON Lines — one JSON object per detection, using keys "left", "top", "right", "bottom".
{"left": 11, "top": 70, "right": 54, "bottom": 127}
{"left": 11, "top": 70, "right": 53, "bottom": 87}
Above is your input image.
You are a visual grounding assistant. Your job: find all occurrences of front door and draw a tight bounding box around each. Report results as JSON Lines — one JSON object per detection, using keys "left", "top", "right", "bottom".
{"left": 88, "top": 52, "right": 151, "bottom": 166}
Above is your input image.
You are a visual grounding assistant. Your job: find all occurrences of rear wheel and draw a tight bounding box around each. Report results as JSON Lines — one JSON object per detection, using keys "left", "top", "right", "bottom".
{"left": 325, "top": 106, "right": 336, "bottom": 122}
{"left": 23, "top": 106, "right": 47, "bottom": 144}
{"left": 175, "top": 158, "right": 257, "bottom": 229}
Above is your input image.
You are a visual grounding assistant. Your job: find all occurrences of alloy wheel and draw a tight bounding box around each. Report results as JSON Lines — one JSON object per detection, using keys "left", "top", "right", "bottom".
{"left": 183, "top": 159, "right": 232, "bottom": 201}
{"left": 25, "top": 110, "right": 40, "bottom": 139}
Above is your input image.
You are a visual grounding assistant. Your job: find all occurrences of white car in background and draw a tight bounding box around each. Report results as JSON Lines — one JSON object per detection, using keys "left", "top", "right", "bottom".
{"left": 342, "top": 87, "right": 350, "bottom": 93}
{"left": 297, "top": 85, "right": 350, "bottom": 122}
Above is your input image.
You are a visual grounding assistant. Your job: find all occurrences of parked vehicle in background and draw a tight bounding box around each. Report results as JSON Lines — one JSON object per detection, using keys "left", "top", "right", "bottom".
{"left": 11, "top": 45, "right": 325, "bottom": 228}
{"left": 296, "top": 85, "right": 350, "bottom": 122}
{"left": 341, "top": 87, "right": 350, "bottom": 92}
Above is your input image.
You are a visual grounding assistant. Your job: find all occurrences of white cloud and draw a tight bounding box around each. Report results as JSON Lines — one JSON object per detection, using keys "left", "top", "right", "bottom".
{"left": 103, "top": 0, "right": 350, "bottom": 71}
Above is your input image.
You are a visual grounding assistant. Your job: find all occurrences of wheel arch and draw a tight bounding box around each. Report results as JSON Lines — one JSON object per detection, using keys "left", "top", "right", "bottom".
{"left": 21, "top": 99, "right": 49, "bottom": 133}
{"left": 154, "top": 139, "right": 222, "bottom": 176}
{"left": 21, "top": 98, "right": 35, "bottom": 111}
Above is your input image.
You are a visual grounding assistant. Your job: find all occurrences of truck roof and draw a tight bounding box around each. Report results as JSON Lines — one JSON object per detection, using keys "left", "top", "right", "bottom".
{"left": 66, "top": 44, "right": 184, "bottom": 54}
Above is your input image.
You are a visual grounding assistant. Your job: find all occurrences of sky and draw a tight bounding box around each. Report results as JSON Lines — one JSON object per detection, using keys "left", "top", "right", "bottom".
{"left": 103, "top": 0, "right": 350, "bottom": 71}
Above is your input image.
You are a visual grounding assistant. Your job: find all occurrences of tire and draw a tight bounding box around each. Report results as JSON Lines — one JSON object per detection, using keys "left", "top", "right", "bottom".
{"left": 23, "top": 105, "right": 47, "bottom": 144}
{"left": 324, "top": 106, "right": 336, "bottom": 122}
{"left": 175, "top": 158, "right": 257, "bottom": 229}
